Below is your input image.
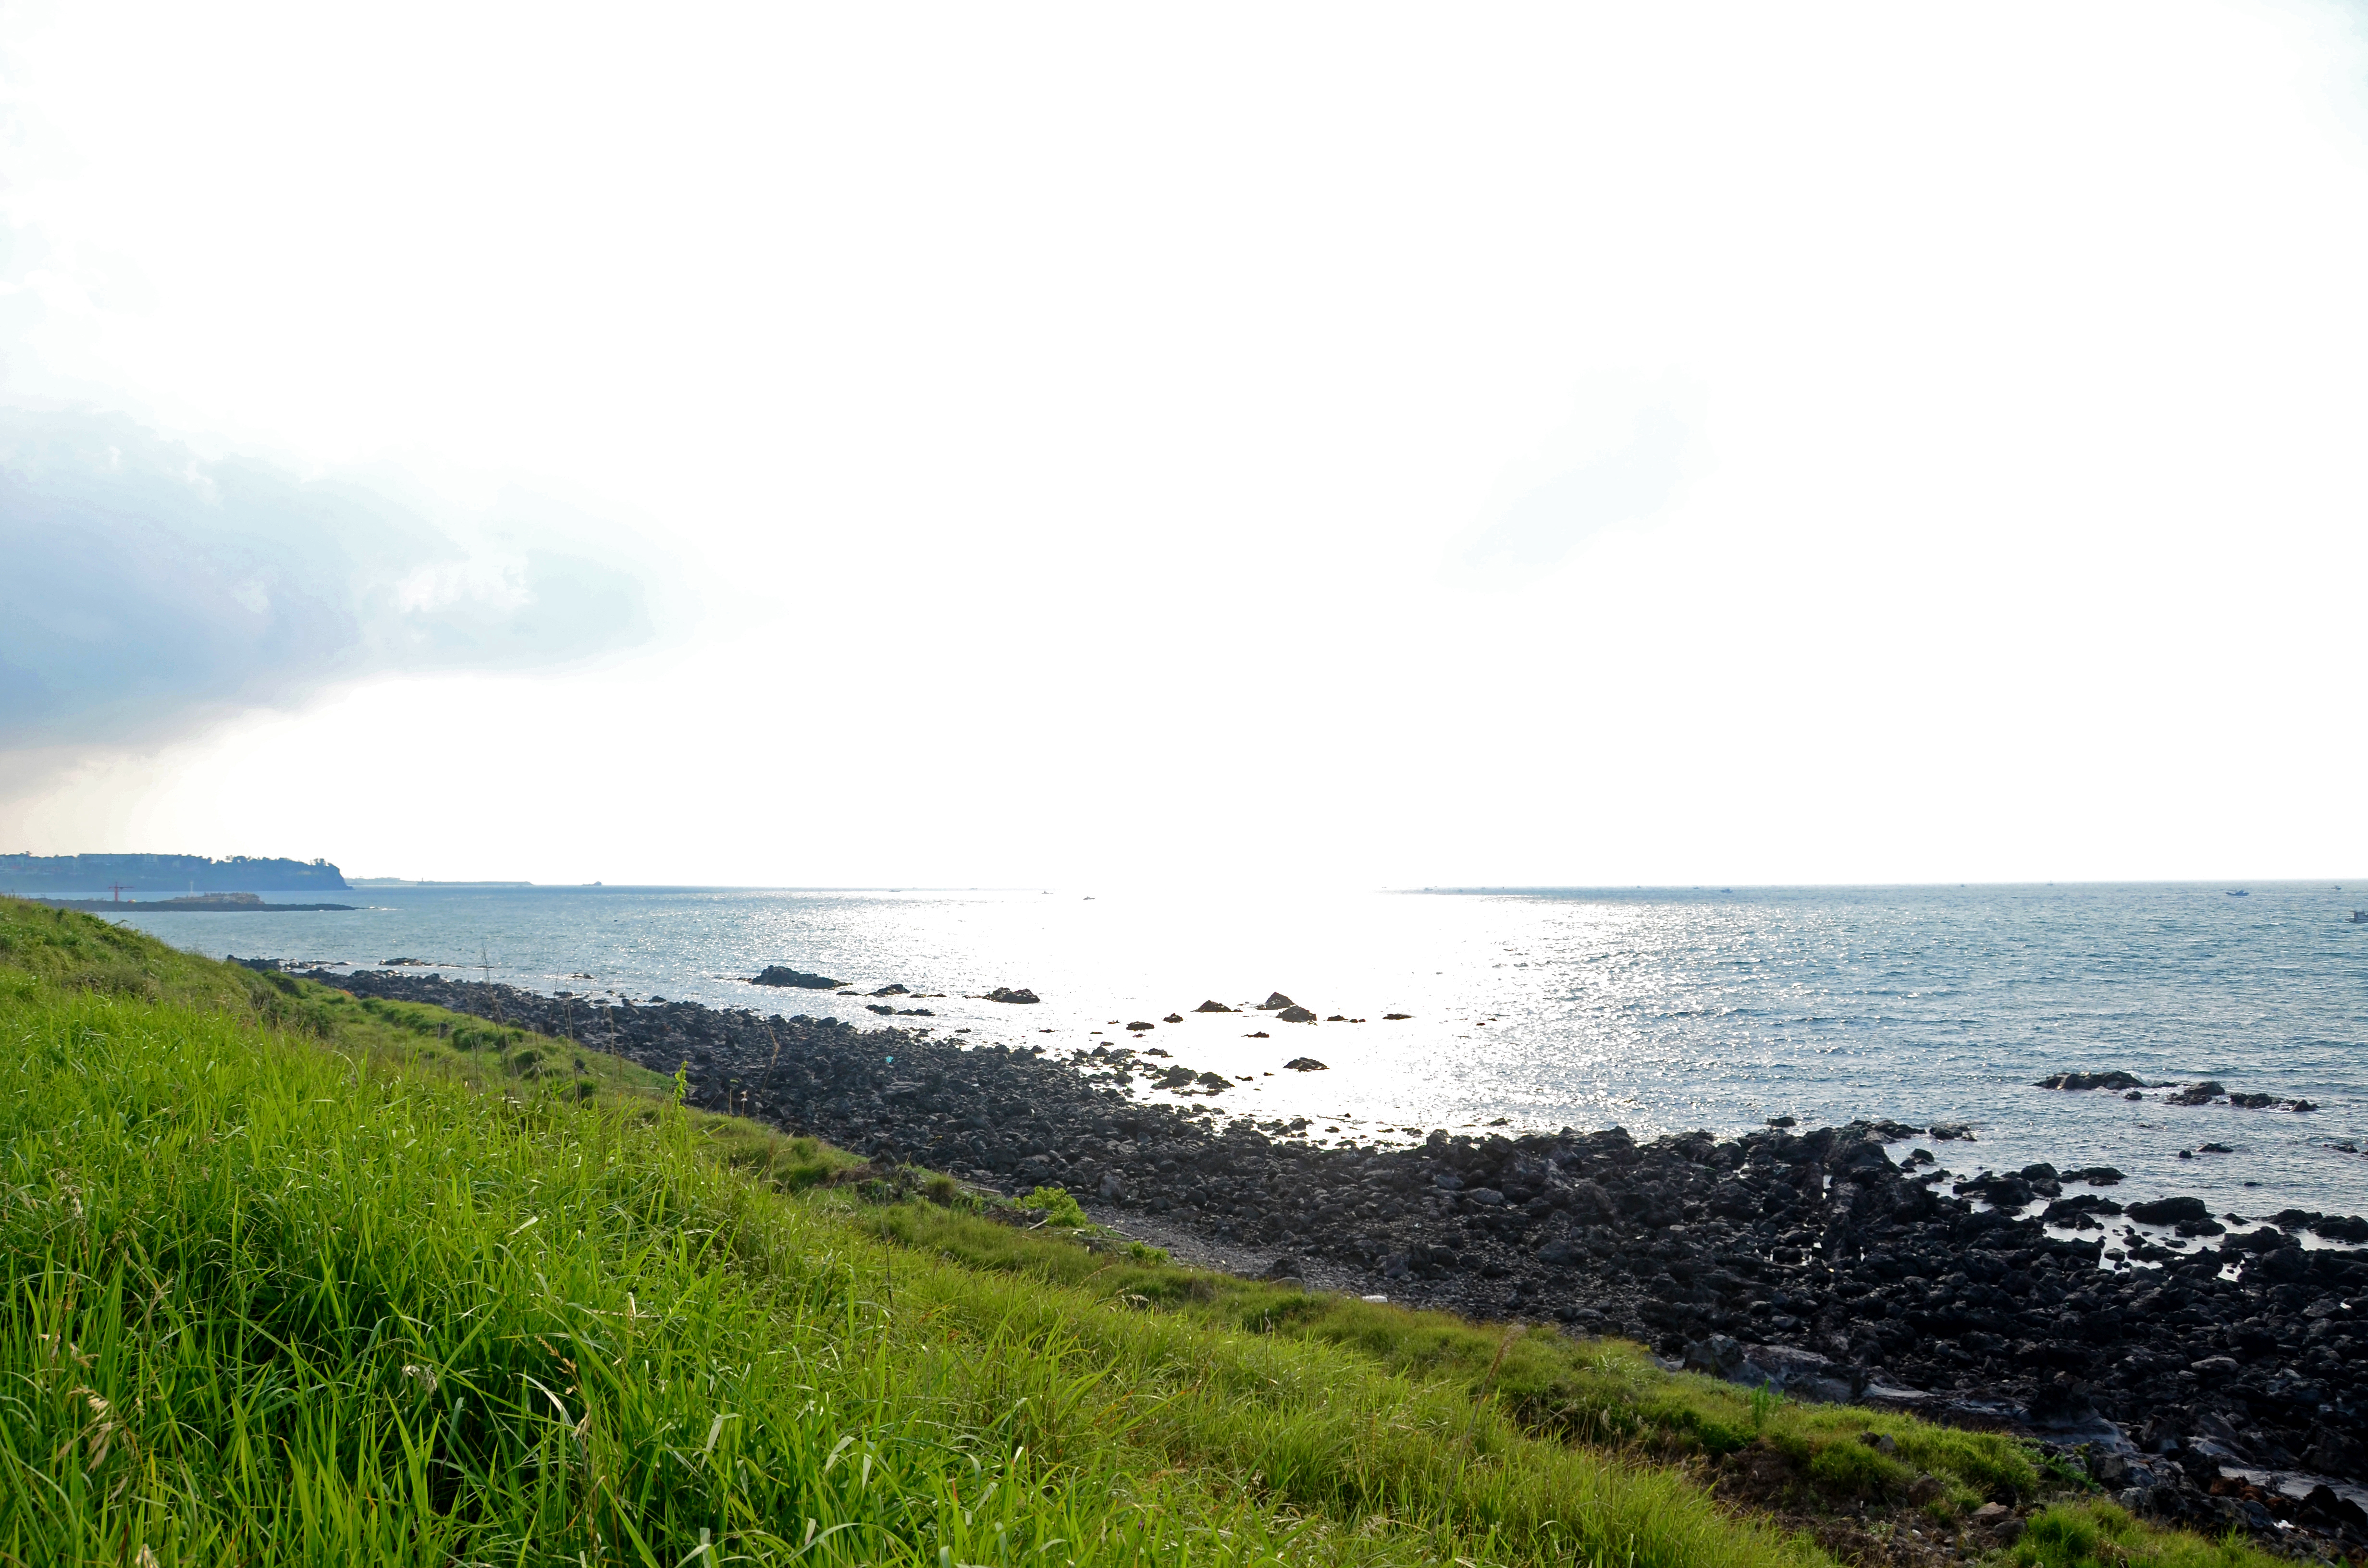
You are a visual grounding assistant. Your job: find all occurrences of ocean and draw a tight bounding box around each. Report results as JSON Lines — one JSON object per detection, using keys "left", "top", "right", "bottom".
{"left": 94, "top": 879, "right": 2368, "bottom": 1220}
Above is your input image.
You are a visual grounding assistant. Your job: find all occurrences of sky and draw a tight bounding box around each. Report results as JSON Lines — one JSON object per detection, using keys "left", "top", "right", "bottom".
{"left": 2, "top": 1, "right": 2364, "bottom": 887}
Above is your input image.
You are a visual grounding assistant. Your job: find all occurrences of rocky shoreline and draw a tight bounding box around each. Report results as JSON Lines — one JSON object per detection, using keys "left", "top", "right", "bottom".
{"left": 303, "top": 964, "right": 2368, "bottom": 1550}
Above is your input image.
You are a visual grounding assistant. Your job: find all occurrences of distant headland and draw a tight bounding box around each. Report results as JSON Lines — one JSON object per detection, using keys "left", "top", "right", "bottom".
{"left": 0, "top": 853, "right": 348, "bottom": 897}
{"left": 34, "top": 891, "right": 357, "bottom": 913}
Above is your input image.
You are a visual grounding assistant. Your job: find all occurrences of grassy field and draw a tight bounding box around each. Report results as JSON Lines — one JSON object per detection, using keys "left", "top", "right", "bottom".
{"left": 0, "top": 898, "right": 2279, "bottom": 1567}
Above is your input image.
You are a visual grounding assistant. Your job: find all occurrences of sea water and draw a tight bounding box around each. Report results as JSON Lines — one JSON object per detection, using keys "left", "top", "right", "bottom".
{"left": 100, "top": 880, "right": 2368, "bottom": 1219}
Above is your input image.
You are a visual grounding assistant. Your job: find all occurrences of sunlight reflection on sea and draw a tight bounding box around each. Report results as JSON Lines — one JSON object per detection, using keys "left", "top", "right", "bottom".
{"left": 104, "top": 880, "right": 2368, "bottom": 1217}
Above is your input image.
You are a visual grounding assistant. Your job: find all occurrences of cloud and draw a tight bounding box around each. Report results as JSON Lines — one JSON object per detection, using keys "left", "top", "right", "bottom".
{"left": 0, "top": 407, "right": 652, "bottom": 747}
{"left": 1464, "top": 406, "right": 1702, "bottom": 571}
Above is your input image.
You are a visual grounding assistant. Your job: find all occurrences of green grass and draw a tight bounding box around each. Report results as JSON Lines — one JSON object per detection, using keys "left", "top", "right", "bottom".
{"left": 2003, "top": 1501, "right": 2270, "bottom": 1568}
{"left": 0, "top": 899, "right": 2291, "bottom": 1567}
{"left": 856, "top": 1200, "right": 2045, "bottom": 1510}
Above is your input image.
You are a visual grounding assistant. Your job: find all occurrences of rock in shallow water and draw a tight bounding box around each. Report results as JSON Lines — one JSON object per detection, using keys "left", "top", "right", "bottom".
{"left": 752, "top": 966, "right": 840, "bottom": 989}
{"left": 2126, "top": 1195, "right": 2210, "bottom": 1225}
{"left": 2036, "top": 1070, "right": 2152, "bottom": 1091}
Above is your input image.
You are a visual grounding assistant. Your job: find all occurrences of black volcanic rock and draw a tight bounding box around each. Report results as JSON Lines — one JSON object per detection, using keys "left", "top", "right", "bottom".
{"left": 2126, "top": 1196, "right": 2210, "bottom": 1226}
{"left": 752, "top": 966, "right": 841, "bottom": 989}
{"left": 2062, "top": 1165, "right": 2124, "bottom": 1185}
{"left": 2037, "top": 1070, "right": 2150, "bottom": 1091}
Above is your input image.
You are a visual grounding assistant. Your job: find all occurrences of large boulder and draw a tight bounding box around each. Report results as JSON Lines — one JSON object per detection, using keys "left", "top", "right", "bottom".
{"left": 1194, "top": 1000, "right": 1235, "bottom": 1013}
{"left": 1682, "top": 1335, "right": 1748, "bottom": 1379}
{"left": 1828, "top": 1132, "right": 1898, "bottom": 1172}
{"left": 2126, "top": 1195, "right": 2210, "bottom": 1226}
{"left": 2252, "top": 1246, "right": 2310, "bottom": 1283}
{"left": 1257, "top": 992, "right": 1296, "bottom": 1010}
{"left": 984, "top": 987, "right": 1041, "bottom": 1004}
{"left": 1563, "top": 1179, "right": 1615, "bottom": 1221}
{"left": 2036, "top": 1070, "right": 2150, "bottom": 1092}
{"left": 1276, "top": 1004, "right": 1318, "bottom": 1023}
{"left": 752, "top": 966, "right": 841, "bottom": 989}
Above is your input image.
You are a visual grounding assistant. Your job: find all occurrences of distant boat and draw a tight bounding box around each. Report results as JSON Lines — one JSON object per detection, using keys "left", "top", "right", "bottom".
{"left": 2226, "top": 890, "right": 2249, "bottom": 897}
{"left": 2350, "top": 910, "right": 2368, "bottom": 924}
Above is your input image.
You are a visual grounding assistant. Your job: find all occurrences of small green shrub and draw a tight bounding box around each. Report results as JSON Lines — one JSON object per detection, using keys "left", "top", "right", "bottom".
{"left": 1018, "top": 1184, "right": 1088, "bottom": 1226}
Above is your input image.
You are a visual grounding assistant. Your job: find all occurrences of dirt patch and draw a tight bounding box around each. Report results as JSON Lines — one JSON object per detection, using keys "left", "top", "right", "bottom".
{"left": 1704, "top": 1442, "right": 1999, "bottom": 1568}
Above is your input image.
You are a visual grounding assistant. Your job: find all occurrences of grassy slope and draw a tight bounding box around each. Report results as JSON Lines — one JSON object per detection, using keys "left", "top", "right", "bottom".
{"left": 0, "top": 899, "right": 2273, "bottom": 1568}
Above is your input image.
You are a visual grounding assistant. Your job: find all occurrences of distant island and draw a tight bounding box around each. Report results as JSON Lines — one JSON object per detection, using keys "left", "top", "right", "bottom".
{"left": 0, "top": 852, "right": 347, "bottom": 896}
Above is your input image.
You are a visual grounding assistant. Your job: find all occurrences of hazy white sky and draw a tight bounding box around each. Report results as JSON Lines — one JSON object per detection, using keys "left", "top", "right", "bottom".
{"left": 2, "top": 1, "right": 2364, "bottom": 886}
